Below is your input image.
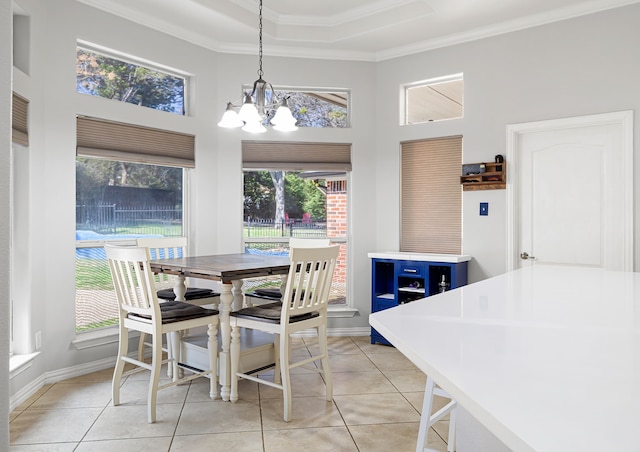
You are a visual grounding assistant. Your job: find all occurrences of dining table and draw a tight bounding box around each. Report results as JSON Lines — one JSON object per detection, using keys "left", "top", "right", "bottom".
{"left": 149, "top": 252, "right": 291, "bottom": 401}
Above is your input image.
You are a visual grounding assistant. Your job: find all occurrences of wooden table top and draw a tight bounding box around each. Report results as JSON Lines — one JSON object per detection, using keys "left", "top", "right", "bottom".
{"left": 149, "top": 253, "right": 291, "bottom": 283}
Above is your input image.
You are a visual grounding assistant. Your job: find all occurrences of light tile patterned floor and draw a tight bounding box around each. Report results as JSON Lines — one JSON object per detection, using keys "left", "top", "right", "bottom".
{"left": 10, "top": 336, "right": 452, "bottom": 452}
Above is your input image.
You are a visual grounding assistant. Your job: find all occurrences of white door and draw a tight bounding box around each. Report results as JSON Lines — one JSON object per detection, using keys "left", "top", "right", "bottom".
{"left": 507, "top": 111, "right": 633, "bottom": 271}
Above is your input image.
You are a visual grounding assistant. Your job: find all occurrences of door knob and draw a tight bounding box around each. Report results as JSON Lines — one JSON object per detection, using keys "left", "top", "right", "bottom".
{"left": 520, "top": 252, "right": 536, "bottom": 260}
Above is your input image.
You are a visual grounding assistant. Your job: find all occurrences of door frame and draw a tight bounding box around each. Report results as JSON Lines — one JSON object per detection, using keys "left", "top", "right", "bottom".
{"left": 506, "top": 110, "right": 634, "bottom": 271}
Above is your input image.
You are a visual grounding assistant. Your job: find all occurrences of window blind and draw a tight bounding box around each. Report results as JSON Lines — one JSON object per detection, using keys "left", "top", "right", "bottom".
{"left": 76, "top": 116, "right": 195, "bottom": 168}
{"left": 12, "top": 92, "right": 29, "bottom": 146}
{"left": 242, "top": 141, "right": 351, "bottom": 171}
{"left": 401, "top": 136, "right": 462, "bottom": 254}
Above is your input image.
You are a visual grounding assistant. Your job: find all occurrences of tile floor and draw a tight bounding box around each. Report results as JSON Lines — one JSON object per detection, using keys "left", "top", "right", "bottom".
{"left": 10, "top": 336, "right": 452, "bottom": 451}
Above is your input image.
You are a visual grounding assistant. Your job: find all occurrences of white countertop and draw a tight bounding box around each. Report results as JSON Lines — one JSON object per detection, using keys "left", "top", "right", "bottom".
{"left": 369, "top": 265, "right": 640, "bottom": 452}
{"left": 367, "top": 251, "right": 471, "bottom": 263}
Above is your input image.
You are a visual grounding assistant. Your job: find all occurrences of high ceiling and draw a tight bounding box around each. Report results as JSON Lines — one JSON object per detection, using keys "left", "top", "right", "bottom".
{"left": 78, "top": 0, "right": 638, "bottom": 61}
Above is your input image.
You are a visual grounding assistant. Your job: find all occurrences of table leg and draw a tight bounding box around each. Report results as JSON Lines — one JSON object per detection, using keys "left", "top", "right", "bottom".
{"left": 170, "top": 275, "right": 187, "bottom": 379}
{"left": 173, "top": 275, "right": 187, "bottom": 301}
{"left": 218, "top": 282, "right": 233, "bottom": 401}
{"left": 232, "top": 280, "right": 244, "bottom": 311}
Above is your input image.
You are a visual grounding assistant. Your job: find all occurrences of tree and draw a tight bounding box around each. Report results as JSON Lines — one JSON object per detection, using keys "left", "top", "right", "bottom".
{"left": 76, "top": 48, "right": 184, "bottom": 114}
{"left": 243, "top": 170, "right": 326, "bottom": 223}
{"left": 243, "top": 171, "right": 275, "bottom": 219}
{"left": 270, "top": 171, "right": 286, "bottom": 227}
{"left": 279, "top": 91, "right": 347, "bottom": 128}
{"left": 76, "top": 158, "right": 182, "bottom": 206}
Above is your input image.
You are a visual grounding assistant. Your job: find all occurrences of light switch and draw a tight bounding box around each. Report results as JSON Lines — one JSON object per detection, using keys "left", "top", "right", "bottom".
{"left": 480, "top": 202, "right": 489, "bottom": 216}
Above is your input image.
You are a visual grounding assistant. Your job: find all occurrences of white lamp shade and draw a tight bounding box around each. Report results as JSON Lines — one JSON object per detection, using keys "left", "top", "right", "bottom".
{"left": 238, "top": 100, "right": 261, "bottom": 124}
{"left": 242, "top": 120, "right": 267, "bottom": 133}
{"left": 217, "top": 108, "right": 244, "bottom": 128}
{"left": 271, "top": 98, "right": 297, "bottom": 131}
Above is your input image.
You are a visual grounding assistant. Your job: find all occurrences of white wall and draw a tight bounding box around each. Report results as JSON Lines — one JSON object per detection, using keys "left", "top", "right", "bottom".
{"left": 2, "top": 0, "right": 12, "bottom": 448}
{"left": 6, "top": 0, "right": 640, "bottom": 414}
{"left": 375, "top": 3, "right": 640, "bottom": 282}
{"left": 8, "top": 0, "right": 377, "bottom": 403}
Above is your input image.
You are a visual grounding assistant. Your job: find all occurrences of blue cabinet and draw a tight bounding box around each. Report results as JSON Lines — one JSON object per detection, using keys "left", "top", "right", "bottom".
{"left": 369, "top": 252, "right": 470, "bottom": 345}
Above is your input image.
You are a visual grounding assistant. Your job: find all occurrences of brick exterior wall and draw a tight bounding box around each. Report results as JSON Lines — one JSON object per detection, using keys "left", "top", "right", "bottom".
{"left": 326, "top": 180, "right": 347, "bottom": 289}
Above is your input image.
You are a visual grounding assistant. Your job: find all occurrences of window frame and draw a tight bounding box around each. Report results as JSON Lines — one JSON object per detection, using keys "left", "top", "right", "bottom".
{"left": 241, "top": 84, "right": 351, "bottom": 129}
{"left": 74, "top": 158, "right": 190, "bottom": 335}
{"left": 76, "top": 41, "right": 190, "bottom": 116}
{"left": 402, "top": 73, "right": 463, "bottom": 125}
{"left": 241, "top": 157, "right": 354, "bottom": 315}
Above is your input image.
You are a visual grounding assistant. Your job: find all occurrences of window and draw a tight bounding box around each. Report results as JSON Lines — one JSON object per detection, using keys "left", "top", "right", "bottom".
{"left": 280, "top": 90, "right": 349, "bottom": 128}
{"left": 75, "top": 158, "right": 185, "bottom": 332}
{"left": 403, "top": 74, "right": 463, "bottom": 125}
{"left": 401, "top": 136, "right": 462, "bottom": 253}
{"left": 243, "top": 87, "right": 350, "bottom": 128}
{"left": 76, "top": 44, "right": 187, "bottom": 115}
{"left": 75, "top": 116, "right": 193, "bottom": 333}
{"left": 242, "top": 141, "right": 351, "bottom": 306}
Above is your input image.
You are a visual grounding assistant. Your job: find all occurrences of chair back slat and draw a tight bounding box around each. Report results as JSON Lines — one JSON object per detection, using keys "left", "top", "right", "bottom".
{"left": 283, "top": 245, "right": 339, "bottom": 321}
{"left": 105, "top": 245, "right": 160, "bottom": 317}
{"left": 136, "top": 237, "right": 188, "bottom": 289}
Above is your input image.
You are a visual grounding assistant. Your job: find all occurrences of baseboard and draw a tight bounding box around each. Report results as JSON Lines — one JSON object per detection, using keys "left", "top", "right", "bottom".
{"left": 10, "top": 355, "right": 116, "bottom": 412}
{"left": 9, "top": 327, "right": 371, "bottom": 411}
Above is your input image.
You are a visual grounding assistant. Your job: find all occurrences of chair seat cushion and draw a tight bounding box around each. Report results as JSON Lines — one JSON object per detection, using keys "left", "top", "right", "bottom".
{"left": 157, "top": 287, "right": 219, "bottom": 301}
{"left": 254, "top": 288, "right": 283, "bottom": 299}
{"left": 129, "top": 301, "right": 218, "bottom": 324}
{"left": 230, "top": 301, "right": 318, "bottom": 324}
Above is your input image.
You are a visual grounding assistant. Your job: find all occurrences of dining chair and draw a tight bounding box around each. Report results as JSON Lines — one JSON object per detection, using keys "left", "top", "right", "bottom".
{"left": 136, "top": 237, "right": 219, "bottom": 307}
{"left": 105, "top": 244, "right": 219, "bottom": 423}
{"left": 229, "top": 245, "right": 340, "bottom": 421}
{"left": 417, "top": 376, "right": 456, "bottom": 452}
{"left": 136, "top": 237, "right": 219, "bottom": 369}
{"left": 243, "top": 238, "right": 331, "bottom": 304}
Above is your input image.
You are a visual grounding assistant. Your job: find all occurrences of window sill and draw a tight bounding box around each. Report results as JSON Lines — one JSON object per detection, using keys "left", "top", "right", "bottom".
{"left": 327, "top": 306, "right": 359, "bottom": 318}
{"left": 72, "top": 327, "right": 121, "bottom": 350}
{"left": 10, "top": 352, "right": 40, "bottom": 380}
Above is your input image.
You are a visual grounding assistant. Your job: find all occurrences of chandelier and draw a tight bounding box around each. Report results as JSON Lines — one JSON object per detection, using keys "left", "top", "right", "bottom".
{"left": 217, "top": 0, "right": 297, "bottom": 133}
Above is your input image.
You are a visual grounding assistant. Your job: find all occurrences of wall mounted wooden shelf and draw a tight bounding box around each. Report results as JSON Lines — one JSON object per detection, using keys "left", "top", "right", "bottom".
{"left": 461, "top": 161, "right": 506, "bottom": 191}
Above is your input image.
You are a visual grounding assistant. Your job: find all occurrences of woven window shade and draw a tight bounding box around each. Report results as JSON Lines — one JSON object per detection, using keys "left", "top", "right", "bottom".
{"left": 401, "top": 136, "right": 462, "bottom": 254}
{"left": 76, "top": 116, "right": 195, "bottom": 168}
{"left": 242, "top": 141, "right": 351, "bottom": 170}
{"left": 12, "top": 92, "right": 29, "bottom": 146}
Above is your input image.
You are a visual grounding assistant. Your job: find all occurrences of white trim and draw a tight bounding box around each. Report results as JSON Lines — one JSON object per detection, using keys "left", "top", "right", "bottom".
{"left": 10, "top": 327, "right": 369, "bottom": 411}
{"left": 10, "top": 355, "right": 116, "bottom": 411}
{"left": 506, "top": 110, "right": 634, "bottom": 271}
{"left": 9, "top": 352, "right": 39, "bottom": 380}
{"left": 327, "top": 306, "right": 359, "bottom": 318}
{"left": 72, "top": 326, "right": 122, "bottom": 350}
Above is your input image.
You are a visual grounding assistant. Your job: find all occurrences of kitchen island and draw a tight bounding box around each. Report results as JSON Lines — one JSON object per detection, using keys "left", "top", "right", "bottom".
{"left": 369, "top": 265, "right": 640, "bottom": 451}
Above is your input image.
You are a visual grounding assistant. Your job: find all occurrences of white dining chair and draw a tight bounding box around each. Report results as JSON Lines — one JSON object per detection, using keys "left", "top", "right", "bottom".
{"left": 229, "top": 245, "right": 339, "bottom": 421}
{"left": 243, "top": 238, "right": 331, "bottom": 304}
{"left": 136, "top": 237, "right": 219, "bottom": 307}
{"left": 136, "top": 237, "right": 219, "bottom": 370}
{"left": 105, "top": 244, "right": 219, "bottom": 423}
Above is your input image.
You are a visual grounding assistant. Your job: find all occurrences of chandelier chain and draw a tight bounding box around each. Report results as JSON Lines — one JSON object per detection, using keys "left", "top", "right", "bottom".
{"left": 257, "top": 0, "right": 263, "bottom": 79}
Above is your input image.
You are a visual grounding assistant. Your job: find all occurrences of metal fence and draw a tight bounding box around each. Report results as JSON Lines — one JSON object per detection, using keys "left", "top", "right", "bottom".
{"left": 244, "top": 218, "right": 327, "bottom": 239}
{"left": 76, "top": 204, "right": 182, "bottom": 235}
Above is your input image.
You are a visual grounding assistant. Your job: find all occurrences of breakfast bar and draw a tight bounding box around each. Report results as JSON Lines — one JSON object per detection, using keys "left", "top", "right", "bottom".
{"left": 369, "top": 265, "right": 640, "bottom": 451}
